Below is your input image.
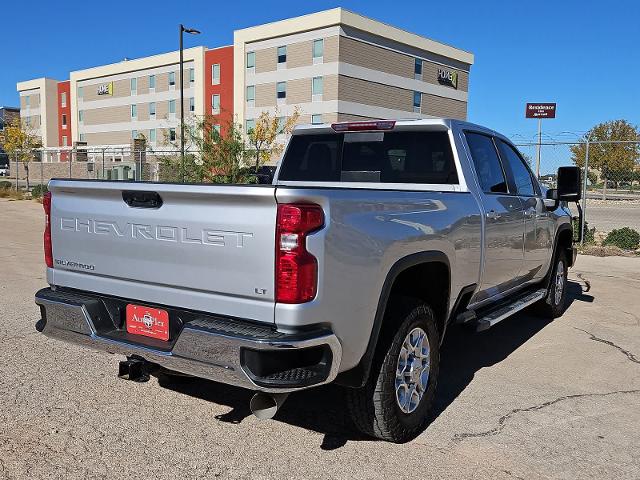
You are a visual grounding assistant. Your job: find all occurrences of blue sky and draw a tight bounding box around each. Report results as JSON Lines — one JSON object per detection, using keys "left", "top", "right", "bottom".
{"left": 3, "top": 0, "right": 639, "bottom": 144}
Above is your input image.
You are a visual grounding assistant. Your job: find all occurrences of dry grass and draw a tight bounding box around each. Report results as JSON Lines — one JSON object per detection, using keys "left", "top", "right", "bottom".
{"left": 578, "top": 244, "right": 639, "bottom": 257}
{"left": 0, "top": 188, "right": 26, "bottom": 200}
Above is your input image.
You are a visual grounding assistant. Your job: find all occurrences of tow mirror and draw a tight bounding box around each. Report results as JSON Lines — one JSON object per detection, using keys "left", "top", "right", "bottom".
{"left": 556, "top": 166, "right": 581, "bottom": 202}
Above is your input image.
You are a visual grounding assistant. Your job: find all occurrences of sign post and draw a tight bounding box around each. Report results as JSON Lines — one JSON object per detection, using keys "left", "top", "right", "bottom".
{"left": 525, "top": 103, "right": 556, "bottom": 178}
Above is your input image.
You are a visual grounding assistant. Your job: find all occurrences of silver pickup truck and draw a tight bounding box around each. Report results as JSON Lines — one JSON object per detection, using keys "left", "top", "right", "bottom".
{"left": 35, "top": 119, "right": 582, "bottom": 443}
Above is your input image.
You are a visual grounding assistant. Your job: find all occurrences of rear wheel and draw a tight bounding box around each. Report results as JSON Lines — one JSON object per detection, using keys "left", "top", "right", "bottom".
{"left": 346, "top": 299, "right": 440, "bottom": 443}
{"left": 534, "top": 250, "right": 568, "bottom": 318}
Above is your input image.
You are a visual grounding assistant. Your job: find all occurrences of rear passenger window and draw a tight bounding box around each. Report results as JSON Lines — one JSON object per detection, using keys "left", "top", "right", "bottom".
{"left": 278, "top": 131, "right": 458, "bottom": 184}
{"left": 496, "top": 139, "right": 536, "bottom": 196}
{"left": 465, "top": 132, "right": 508, "bottom": 194}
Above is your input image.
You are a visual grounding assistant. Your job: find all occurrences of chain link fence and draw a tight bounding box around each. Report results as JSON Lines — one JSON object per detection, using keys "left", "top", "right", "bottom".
{"left": 515, "top": 140, "right": 640, "bottom": 241}
{"left": 3, "top": 141, "right": 638, "bottom": 241}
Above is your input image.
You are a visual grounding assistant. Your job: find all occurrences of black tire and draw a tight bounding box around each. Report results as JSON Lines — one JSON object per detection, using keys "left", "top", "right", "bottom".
{"left": 534, "top": 250, "right": 569, "bottom": 318}
{"left": 346, "top": 298, "right": 440, "bottom": 443}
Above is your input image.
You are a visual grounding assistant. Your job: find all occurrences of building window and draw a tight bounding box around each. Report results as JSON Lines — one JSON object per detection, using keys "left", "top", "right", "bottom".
{"left": 277, "top": 116, "right": 285, "bottom": 132}
{"left": 276, "top": 82, "right": 286, "bottom": 100}
{"left": 246, "top": 52, "right": 255, "bottom": 69}
{"left": 312, "top": 76, "right": 323, "bottom": 97}
{"left": 132, "top": 129, "right": 138, "bottom": 140}
{"left": 79, "top": 133, "right": 85, "bottom": 142}
{"left": 311, "top": 114, "right": 322, "bottom": 125}
{"left": 246, "top": 86, "right": 255, "bottom": 102}
{"left": 313, "top": 39, "right": 324, "bottom": 59}
{"left": 414, "top": 58, "right": 423, "bottom": 76}
{"left": 214, "top": 124, "right": 221, "bottom": 135}
{"left": 62, "top": 114, "right": 67, "bottom": 127}
{"left": 130, "top": 78, "right": 137, "bottom": 95}
{"left": 169, "top": 128, "right": 176, "bottom": 141}
{"left": 189, "top": 68, "right": 195, "bottom": 83}
{"left": 212, "top": 94, "right": 220, "bottom": 113}
{"left": 149, "top": 102, "right": 156, "bottom": 117}
{"left": 413, "top": 91, "right": 422, "bottom": 111}
{"left": 62, "top": 135, "right": 68, "bottom": 146}
{"left": 149, "top": 128, "right": 156, "bottom": 143}
{"left": 277, "top": 46, "right": 287, "bottom": 64}
{"left": 61, "top": 92, "right": 67, "bottom": 107}
{"left": 25, "top": 96, "right": 30, "bottom": 107}
{"left": 78, "top": 86, "right": 83, "bottom": 99}
{"left": 25, "top": 116, "right": 30, "bottom": 126}
{"left": 131, "top": 104, "right": 137, "bottom": 119}
{"left": 149, "top": 74, "right": 156, "bottom": 90}
{"left": 189, "top": 97, "right": 195, "bottom": 112}
{"left": 169, "top": 71, "right": 176, "bottom": 87}
{"left": 212, "top": 64, "right": 220, "bottom": 85}
{"left": 245, "top": 119, "right": 255, "bottom": 132}
{"left": 78, "top": 110, "right": 84, "bottom": 123}
{"left": 169, "top": 99, "right": 176, "bottom": 114}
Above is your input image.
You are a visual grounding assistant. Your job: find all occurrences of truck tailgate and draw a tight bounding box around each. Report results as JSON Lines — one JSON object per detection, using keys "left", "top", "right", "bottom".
{"left": 47, "top": 180, "right": 277, "bottom": 323}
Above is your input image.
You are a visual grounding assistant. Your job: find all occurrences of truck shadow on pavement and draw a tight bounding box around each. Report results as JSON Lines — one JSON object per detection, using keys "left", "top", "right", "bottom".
{"left": 158, "top": 279, "right": 591, "bottom": 450}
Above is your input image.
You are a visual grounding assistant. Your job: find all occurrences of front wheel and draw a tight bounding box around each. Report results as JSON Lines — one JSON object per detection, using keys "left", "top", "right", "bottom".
{"left": 346, "top": 299, "right": 440, "bottom": 443}
{"left": 534, "top": 250, "right": 568, "bottom": 318}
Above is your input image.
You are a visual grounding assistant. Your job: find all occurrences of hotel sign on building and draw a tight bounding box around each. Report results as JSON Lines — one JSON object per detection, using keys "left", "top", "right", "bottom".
{"left": 97, "top": 82, "right": 113, "bottom": 96}
{"left": 437, "top": 67, "right": 458, "bottom": 89}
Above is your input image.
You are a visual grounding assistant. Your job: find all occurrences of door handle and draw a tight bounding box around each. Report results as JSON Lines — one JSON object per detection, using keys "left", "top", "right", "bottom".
{"left": 486, "top": 210, "right": 501, "bottom": 220}
{"left": 122, "top": 190, "right": 163, "bottom": 209}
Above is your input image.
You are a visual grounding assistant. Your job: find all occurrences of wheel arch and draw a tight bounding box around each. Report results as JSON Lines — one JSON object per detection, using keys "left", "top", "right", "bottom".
{"left": 335, "top": 251, "right": 451, "bottom": 388}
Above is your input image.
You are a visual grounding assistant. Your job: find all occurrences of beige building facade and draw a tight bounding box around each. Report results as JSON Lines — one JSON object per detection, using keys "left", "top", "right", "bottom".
{"left": 70, "top": 47, "right": 206, "bottom": 148}
{"left": 17, "top": 8, "right": 473, "bottom": 150}
{"left": 234, "top": 8, "right": 474, "bottom": 129}
{"left": 16, "top": 78, "right": 59, "bottom": 147}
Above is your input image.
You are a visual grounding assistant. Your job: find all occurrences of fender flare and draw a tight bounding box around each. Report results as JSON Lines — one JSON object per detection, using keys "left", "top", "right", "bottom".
{"left": 334, "top": 251, "right": 450, "bottom": 388}
{"left": 543, "top": 222, "right": 574, "bottom": 289}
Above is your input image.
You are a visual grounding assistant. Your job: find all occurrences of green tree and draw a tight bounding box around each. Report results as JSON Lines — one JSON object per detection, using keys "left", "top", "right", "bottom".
{"left": 570, "top": 120, "right": 640, "bottom": 190}
{"left": 0, "top": 118, "right": 42, "bottom": 189}
{"left": 160, "top": 115, "right": 255, "bottom": 184}
{"left": 246, "top": 108, "right": 300, "bottom": 173}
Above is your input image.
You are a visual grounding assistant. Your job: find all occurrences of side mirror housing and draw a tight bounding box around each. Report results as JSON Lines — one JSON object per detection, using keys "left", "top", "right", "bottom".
{"left": 544, "top": 188, "right": 558, "bottom": 209}
{"left": 557, "top": 166, "right": 582, "bottom": 202}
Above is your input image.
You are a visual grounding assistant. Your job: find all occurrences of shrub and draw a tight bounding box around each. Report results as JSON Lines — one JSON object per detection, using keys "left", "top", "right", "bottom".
{"left": 31, "top": 184, "right": 48, "bottom": 198}
{"left": 0, "top": 180, "right": 12, "bottom": 190}
{"left": 603, "top": 227, "right": 640, "bottom": 250}
{"left": 572, "top": 218, "right": 595, "bottom": 244}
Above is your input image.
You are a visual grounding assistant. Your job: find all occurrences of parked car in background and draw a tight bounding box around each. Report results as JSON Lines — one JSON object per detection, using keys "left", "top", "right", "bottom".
{"left": 34, "top": 119, "right": 582, "bottom": 443}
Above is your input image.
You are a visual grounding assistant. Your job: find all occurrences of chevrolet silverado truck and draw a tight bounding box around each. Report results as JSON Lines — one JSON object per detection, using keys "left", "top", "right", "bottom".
{"left": 35, "top": 119, "right": 582, "bottom": 443}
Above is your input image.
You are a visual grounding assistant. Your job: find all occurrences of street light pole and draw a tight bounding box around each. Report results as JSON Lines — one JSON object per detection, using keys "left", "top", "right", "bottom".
{"left": 179, "top": 24, "right": 201, "bottom": 182}
{"left": 179, "top": 24, "right": 184, "bottom": 180}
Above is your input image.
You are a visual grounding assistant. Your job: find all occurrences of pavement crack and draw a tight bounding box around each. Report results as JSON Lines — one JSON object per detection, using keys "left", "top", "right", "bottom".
{"left": 453, "top": 389, "right": 640, "bottom": 441}
{"left": 575, "top": 273, "right": 591, "bottom": 292}
{"left": 574, "top": 328, "right": 640, "bottom": 364}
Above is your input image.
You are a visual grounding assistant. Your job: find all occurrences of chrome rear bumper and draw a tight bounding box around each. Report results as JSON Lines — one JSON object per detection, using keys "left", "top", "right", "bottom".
{"left": 35, "top": 288, "right": 341, "bottom": 393}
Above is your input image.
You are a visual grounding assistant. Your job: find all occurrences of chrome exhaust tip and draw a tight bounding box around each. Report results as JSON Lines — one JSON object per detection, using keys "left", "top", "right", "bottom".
{"left": 249, "top": 392, "right": 289, "bottom": 420}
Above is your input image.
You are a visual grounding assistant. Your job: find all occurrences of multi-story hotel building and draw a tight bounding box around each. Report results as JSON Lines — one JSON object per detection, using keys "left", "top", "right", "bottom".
{"left": 235, "top": 8, "right": 472, "bottom": 131}
{"left": 16, "top": 8, "right": 473, "bottom": 152}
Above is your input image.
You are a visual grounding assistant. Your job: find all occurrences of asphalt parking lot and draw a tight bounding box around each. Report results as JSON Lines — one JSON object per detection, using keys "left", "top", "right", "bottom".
{"left": 1, "top": 198, "right": 639, "bottom": 480}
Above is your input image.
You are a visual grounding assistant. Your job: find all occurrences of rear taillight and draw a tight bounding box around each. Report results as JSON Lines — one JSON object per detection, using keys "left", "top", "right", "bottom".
{"left": 275, "top": 204, "right": 324, "bottom": 303}
{"left": 43, "top": 191, "right": 53, "bottom": 268}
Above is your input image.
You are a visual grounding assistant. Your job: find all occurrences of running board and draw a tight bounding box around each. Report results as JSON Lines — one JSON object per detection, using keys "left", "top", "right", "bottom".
{"left": 472, "top": 288, "right": 547, "bottom": 332}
